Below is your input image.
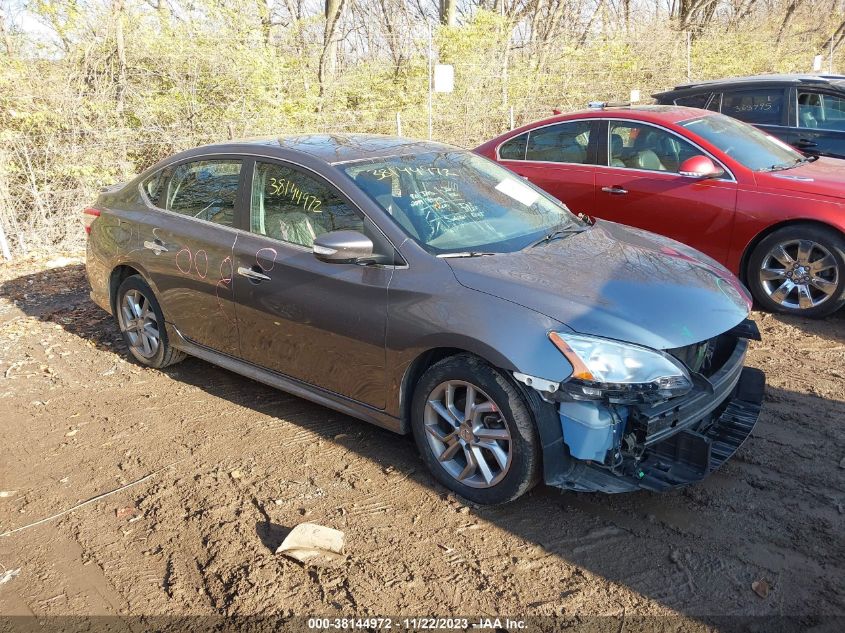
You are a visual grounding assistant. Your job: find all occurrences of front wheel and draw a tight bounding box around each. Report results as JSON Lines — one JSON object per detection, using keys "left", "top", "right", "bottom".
{"left": 746, "top": 225, "right": 845, "bottom": 318}
{"left": 410, "top": 354, "right": 541, "bottom": 505}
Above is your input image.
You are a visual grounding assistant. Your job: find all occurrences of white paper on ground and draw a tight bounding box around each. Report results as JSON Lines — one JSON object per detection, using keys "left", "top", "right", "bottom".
{"left": 276, "top": 522, "right": 345, "bottom": 565}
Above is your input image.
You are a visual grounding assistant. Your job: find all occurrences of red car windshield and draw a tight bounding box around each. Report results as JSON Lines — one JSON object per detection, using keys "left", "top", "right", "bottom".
{"left": 680, "top": 114, "right": 806, "bottom": 172}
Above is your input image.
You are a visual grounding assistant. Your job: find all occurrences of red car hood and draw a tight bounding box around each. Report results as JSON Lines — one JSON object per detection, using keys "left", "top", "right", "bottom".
{"left": 754, "top": 157, "right": 845, "bottom": 199}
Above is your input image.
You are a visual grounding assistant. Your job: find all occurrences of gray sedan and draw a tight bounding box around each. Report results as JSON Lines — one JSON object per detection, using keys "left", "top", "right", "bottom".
{"left": 84, "top": 134, "right": 764, "bottom": 504}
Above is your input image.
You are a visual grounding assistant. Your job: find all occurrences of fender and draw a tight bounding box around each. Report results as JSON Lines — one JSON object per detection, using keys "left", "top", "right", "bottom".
{"left": 387, "top": 287, "right": 576, "bottom": 423}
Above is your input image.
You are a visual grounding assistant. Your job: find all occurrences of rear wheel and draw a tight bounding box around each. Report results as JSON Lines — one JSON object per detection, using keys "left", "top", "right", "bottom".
{"left": 115, "top": 275, "right": 185, "bottom": 368}
{"left": 411, "top": 354, "right": 541, "bottom": 505}
{"left": 747, "top": 225, "right": 845, "bottom": 318}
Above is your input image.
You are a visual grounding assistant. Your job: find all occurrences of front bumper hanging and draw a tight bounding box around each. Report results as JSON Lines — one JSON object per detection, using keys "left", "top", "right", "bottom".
{"left": 634, "top": 366, "right": 765, "bottom": 492}
{"left": 541, "top": 331, "right": 765, "bottom": 494}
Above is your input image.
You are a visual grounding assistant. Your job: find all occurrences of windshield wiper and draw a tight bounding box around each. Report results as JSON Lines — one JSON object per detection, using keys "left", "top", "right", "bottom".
{"left": 760, "top": 163, "right": 793, "bottom": 172}
{"left": 529, "top": 225, "right": 585, "bottom": 248}
{"left": 760, "top": 156, "right": 815, "bottom": 172}
{"left": 436, "top": 251, "right": 497, "bottom": 258}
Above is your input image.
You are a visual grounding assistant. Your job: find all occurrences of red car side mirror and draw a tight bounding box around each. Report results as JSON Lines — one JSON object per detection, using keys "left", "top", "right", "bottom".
{"left": 679, "top": 155, "right": 724, "bottom": 179}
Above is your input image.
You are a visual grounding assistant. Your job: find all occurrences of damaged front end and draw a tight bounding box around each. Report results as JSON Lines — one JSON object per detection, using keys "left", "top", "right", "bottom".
{"left": 517, "top": 320, "right": 765, "bottom": 493}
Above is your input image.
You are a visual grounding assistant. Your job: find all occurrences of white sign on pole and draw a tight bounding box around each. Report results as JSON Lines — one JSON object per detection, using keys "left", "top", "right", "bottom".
{"left": 433, "top": 64, "right": 454, "bottom": 93}
{"left": 813, "top": 55, "right": 824, "bottom": 72}
{"left": 630, "top": 89, "right": 641, "bottom": 103}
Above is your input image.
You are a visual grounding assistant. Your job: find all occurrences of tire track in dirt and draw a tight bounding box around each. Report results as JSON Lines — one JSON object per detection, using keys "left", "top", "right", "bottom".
{"left": 1, "top": 258, "right": 844, "bottom": 623}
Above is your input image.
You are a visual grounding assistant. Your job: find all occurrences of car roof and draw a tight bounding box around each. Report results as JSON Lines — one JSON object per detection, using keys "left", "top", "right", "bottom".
{"left": 655, "top": 73, "right": 845, "bottom": 96}
{"left": 190, "top": 133, "right": 458, "bottom": 165}
{"left": 531, "top": 104, "right": 713, "bottom": 127}
{"left": 470, "top": 105, "right": 716, "bottom": 153}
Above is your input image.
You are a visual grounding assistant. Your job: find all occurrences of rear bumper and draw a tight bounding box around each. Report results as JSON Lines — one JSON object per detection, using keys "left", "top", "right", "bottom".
{"left": 86, "top": 241, "right": 112, "bottom": 315}
{"left": 90, "top": 289, "right": 111, "bottom": 315}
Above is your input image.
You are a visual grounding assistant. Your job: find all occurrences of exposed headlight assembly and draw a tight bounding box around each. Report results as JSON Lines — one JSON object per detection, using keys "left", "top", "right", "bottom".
{"left": 549, "top": 332, "right": 692, "bottom": 404}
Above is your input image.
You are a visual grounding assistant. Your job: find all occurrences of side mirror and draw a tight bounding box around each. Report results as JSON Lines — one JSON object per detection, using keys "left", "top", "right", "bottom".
{"left": 679, "top": 155, "right": 724, "bottom": 179}
{"left": 313, "top": 230, "right": 374, "bottom": 264}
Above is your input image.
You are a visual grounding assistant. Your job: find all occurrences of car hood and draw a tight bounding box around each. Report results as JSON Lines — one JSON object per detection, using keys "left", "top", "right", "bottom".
{"left": 754, "top": 157, "right": 845, "bottom": 199}
{"left": 446, "top": 221, "right": 751, "bottom": 350}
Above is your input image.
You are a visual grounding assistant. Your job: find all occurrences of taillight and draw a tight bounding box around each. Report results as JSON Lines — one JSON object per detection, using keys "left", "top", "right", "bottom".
{"left": 83, "top": 208, "right": 100, "bottom": 235}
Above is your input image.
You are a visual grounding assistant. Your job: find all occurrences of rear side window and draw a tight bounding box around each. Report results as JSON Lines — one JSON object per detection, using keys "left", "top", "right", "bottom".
{"left": 721, "top": 89, "right": 784, "bottom": 125}
{"left": 166, "top": 160, "right": 242, "bottom": 226}
{"left": 499, "top": 133, "right": 528, "bottom": 160}
{"left": 674, "top": 93, "right": 710, "bottom": 108}
{"left": 707, "top": 94, "right": 721, "bottom": 111}
{"left": 141, "top": 169, "right": 168, "bottom": 207}
{"left": 525, "top": 121, "right": 593, "bottom": 164}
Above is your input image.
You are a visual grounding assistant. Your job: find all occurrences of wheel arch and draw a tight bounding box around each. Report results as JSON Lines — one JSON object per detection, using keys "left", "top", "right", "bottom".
{"left": 739, "top": 218, "right": 845, "bottom": 284}
{"left": 398, "top": 345, "right": 571, "bottom": 489}
{"left": 108, "top": 261, "right": 161, "bottom": 315}
{"left": 399, "top": 347, "right": 477, "bottom": 434}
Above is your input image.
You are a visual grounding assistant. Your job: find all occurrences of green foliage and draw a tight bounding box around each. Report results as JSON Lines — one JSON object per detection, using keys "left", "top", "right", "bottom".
{"left": 0, "top": 1, "right": 842, "bottom": 253}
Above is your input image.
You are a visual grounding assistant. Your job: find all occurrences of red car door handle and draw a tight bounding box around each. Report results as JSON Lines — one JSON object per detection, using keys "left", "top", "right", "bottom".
{"left": 601, "top": 186, "right": 628, "bottom": 195}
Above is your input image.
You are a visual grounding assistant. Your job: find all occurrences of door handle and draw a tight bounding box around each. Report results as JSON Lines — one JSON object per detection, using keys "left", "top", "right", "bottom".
{"left": 795, "top": 139, "right": 818, "bottom": 148}
{"left": 601, "top": 186, "right": 628, "bottom": 195}
{"left": 237, "top": 266, "right": 271, "bottom": 282}
{"left": 143, "top": 239, "right": 168, "bottom": 254}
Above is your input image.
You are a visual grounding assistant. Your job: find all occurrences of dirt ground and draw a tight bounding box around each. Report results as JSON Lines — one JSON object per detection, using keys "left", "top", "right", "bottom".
{"left": 0, "top": 254, "right": 843, "bottom": 630}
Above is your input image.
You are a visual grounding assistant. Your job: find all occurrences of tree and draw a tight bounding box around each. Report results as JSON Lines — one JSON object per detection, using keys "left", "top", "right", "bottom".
{"left": 319, "top": 0, "right": 346, "bottom": 97}
{"left": 113, "top": 0, "right": 127, "bottom": 116}
{"left": 0, "top": 5, "right": 12, "bottom": 57}
{"left": 440, "top": 0, "right": 456, "bottom": 26}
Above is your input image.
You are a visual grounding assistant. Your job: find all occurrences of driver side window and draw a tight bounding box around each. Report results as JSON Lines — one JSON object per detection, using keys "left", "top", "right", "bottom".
{"left": 250, "top": 162, "right": 364, "bottom": 248}
{"left": 608, "top": 122, "right": 700, "bottom": 173}
{"left": 798, "top": 90, "right": 845, "bottom": 131}
{"left": 166, "top": 160, "right": 242, "bottom": 227}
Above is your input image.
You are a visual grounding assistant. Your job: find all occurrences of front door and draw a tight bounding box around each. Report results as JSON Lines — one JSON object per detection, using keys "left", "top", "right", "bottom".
{"left": 496, "top": 119, "right": 598, "bottom": 214}
{"left": 592, "top": 121, "right": 738, "bottom": 265}
{"left": 791, "top": 88, "right": 845, "bottom": 159}
{"left": 231, "top": 159, "right": 392, "bottom": 409}
{"left": 135, "top": 157, "right": 244, "bottom": 355}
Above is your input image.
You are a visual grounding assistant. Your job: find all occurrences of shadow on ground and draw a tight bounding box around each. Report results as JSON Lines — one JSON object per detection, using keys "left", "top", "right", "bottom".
{"left": 2, "top": 263, "right": 844, "bottom": 626}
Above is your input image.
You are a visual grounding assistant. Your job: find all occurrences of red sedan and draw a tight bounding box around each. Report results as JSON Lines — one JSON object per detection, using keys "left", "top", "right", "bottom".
{"left": 475, "top": 105, "right": 845, "bottom": 318}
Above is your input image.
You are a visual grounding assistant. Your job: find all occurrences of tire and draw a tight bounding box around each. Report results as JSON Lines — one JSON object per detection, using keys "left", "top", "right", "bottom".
{"left": 746, "top": 224, "right": 845, "bottom": 318}
{"left": 114, "top": 275, "right": 185, "bottom": 368}
{"left": 410, "top": 354, "right": 541, "bottom": 505}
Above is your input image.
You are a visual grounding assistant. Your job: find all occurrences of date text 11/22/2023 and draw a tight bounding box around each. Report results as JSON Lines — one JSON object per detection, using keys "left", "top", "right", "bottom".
{"left": 306, "top": 617, "right": 527, "bottom": 630}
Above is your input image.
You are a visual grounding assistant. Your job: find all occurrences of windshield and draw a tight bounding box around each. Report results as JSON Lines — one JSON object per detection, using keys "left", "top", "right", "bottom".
{"left": 680, "top": 113, "right": 805, "bottom": 172}
{"left": 341, "top": 151, "right": 581, "bottom": 254}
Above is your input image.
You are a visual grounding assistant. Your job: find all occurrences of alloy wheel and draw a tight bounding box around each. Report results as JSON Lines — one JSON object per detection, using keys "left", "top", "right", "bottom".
{"left": 759, "top": 239, "right": 839, "bottom": 310}
{"left": 423, "top": 380, "right": 512, "bottom": 489}
{"left": 118, "top": 289, "right": 160, "bottom": 359}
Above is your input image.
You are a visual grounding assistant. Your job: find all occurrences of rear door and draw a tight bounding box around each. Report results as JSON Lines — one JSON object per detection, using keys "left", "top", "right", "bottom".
{"left": 718, "top": 86, "right": 792, "bottom": 146}
{"left": 592, "top": 120, "right": 738, "bottom": 265}
{"left": 135, "top": 157, "right": 245, "bottom": 355}
{"left": 230, "top": 159, "right": 393, "bottom": 409}
{"left": 495, "top": 119, "right": 598, "bottom": 215}
{"left": 791, "top": 87, "right": 845, "bottom": 159}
